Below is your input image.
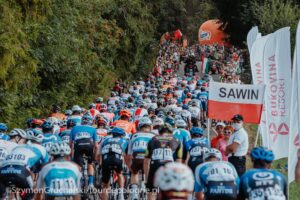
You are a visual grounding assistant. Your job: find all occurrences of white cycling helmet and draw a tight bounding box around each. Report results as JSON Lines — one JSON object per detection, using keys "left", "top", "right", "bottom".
{"left": 153, "top": 117, "right": 164, "bottom": 127}
{"left": 47, "top": 117, "right": 60, "bottom": 125}
{"left": 9, "top": 128, "right": 27, "bottom": 138}
{"left": 175, "top": 119, "right": 187, "bottom": 128}
{"left": 26, "top": 129, "right": 44, "bottom": 143}
{"left": 72, "top": 105, "right": 81, "bottom": 112}
{"left": 138, "top": 117, "right": 152, "bottom": 129}
{"left": 154, "top": 162, "right": 194, "bottom": 195}
{"left": 204, "top": 148, "right": 222, "bottom": 161}
{"left": 50, "top": 141, "right": 71, "bottom": 156}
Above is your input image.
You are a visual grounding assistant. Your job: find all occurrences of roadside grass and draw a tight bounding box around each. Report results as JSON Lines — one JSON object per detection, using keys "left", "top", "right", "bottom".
{"left": 245, "top": 124, "right": 300, "bottom": 199}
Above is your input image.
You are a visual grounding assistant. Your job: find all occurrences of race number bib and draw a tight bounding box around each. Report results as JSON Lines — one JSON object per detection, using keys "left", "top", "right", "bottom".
{"left": 152, "top": 148, "right": 173, "bottom": 161}
{"left": 190, "top": 146, "right": 208, "bottom": 157}
{"left": 132, "top": 141, "right": 147, "bottom": 151}
{"left": 102, "top": 144, "right": 122, "bottom": 154}
{"left": 0, "top": 148, "right": 8, "bottom": 161}
{"left": 49, "top": 178, "right": 78, "bottom": 194}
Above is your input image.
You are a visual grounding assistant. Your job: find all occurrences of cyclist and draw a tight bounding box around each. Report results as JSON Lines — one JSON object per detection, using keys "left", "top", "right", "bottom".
{"left": 173, "top": 119, "right": 191, "bottom": 162}
{"left": 113, "top": 109, "right": 136, "bottom": 135}
{"left": 48, "top": 105, "right": 66, "bottom": 120}
{"left": 99, "top": 127, "right": 128, "bottom": 200}
{"left": 238, "top": 147, "right": 287, "bottom": 200}
{"left": 36, "top": 141, "right": 81, "bottom": 200}
{"left": 180, "top": 104, "right": 192, "bottom": 130}
{"left": 189, "top": 99, "right": 201, "bottom": 127}
{"left": 154, "top": 162, "right": 194, "bottom": 200}
{"left": 186, "top": 127, "right": 209, "bottom": 172}
{"left": 0, "top": 129, "right": 49, "bottom": 200}
{"left": 69, "top": 105, "right": 82, "bottom": 123}
{"left": 0, "top": 123, "right": 9, "bottom": 141}
{"left": 0, "top": 129, "right": 27, "bottom": 163}
{"left": 41, "top": 121, "right": 61, "bottom": 153}
{"left": 70, "top": 115, "right": 98, "bottom": 188}
{"left": 59, "top": 118, "right": 77, "bottom": 144}
{"left": 197, "top": 86, "right": 208, "bottom": 122}
{"left": 152, "top": 117, "right": 164, "bottom": 135}
{"left": 194, "top": 148, "right": 239, "bottom": 200}
{"left": 95, "top": 97, "right": 104, "bottom": 111}
{"left": 144, "top": 123, "right": 182, "bottom": 200}
{"left": 127, "top": 117, "right": 155, "bottom": 199}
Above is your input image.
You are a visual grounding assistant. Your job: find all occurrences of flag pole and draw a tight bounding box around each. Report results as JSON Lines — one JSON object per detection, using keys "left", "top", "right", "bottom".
{"left": 207, "top": 118, "right": 211, "bottom": 142}
{"left": 254, "top": 124, "right": 260, "bottom": 147}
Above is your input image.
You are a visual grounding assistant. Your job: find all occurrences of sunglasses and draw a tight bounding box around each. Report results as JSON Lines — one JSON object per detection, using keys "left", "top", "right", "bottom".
{"left": 224, "top": 131, "right": 232, "bottom": 134}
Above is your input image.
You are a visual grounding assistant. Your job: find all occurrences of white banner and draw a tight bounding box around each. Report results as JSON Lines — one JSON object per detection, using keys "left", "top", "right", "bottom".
{"left": 263, "top": 27, "right": 292, "bottom": 160}
{"left": 250, "top": 35, "right": 271, "bottom": 147}
{"left": 288, "top": 20, "right": 300, "bottom": 183}
{"left": 247, "top": 26, "right": 259, "bottom": 52}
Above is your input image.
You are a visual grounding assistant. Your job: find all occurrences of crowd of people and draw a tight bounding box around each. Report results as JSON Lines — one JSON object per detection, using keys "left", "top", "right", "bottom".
{"left": 0, "top": 40, "right": 288, "bottom": 200}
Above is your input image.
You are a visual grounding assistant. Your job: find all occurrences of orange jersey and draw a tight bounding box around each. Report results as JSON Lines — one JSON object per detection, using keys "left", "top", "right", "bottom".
{"left": 49, "top": 113, "right": 66, "bottom": 120}
{"left": 112, "top": 120, "right": 136, "bottom": 134}
{"left": 96, "top": 128, "right": 108, "bottom": 144}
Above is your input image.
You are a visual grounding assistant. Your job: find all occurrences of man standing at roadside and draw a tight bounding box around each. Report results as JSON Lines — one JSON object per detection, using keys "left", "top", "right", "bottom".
{"left": 225, "top": 114, "right": 249, "bottom": 177}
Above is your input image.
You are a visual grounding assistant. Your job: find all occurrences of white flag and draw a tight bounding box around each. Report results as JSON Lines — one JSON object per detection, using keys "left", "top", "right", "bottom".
{"left": 263, "top": 27, "right": 292, "bottom": 160}
{"left": 247, "top": 26, "right": 259, "bottom": 52}
{"left": 288, "top": 20, "right": 300, "bottom": 183}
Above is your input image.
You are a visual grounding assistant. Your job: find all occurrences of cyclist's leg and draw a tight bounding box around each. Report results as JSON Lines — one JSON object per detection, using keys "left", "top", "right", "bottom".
{"left": 146, "top": 163, "right": 160, "bottom": 200}
{"left": 101, "top": 158, "right": 111, "bottom": 200}
{"left": 130, "top": 159, "right": 143, "bottom": 184}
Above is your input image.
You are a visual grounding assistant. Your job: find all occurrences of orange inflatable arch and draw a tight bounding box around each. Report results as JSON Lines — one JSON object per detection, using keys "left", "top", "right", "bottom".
{"left": 198, "top": 20, "right": 230, "bottom": 46}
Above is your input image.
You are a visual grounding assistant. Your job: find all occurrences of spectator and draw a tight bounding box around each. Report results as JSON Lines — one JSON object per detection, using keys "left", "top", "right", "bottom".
{"left": 217, "top": 125, "right": 234, "bottom": 161}
{"left": 225, "top": 114, "right": 249, "bottom": 177}
{"left": 210, "top": 122, "right": 225, "bottom": 148}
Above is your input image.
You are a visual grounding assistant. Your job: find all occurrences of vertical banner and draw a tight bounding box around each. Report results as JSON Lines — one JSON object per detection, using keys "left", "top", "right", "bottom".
{"left": 247, "top": 26, "right": 259, "bottom": 52}
{"left": 250, "top": 35, "right": 271, "bottom": 147}
{"left": 288, "top": 20, "right": 300, "bottom": 183}
{"left": 263, "top": 27, "right": 292, "bottom": 159}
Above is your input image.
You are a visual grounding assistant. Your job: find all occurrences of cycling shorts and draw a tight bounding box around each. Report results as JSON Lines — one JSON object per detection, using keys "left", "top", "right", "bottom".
{"left": 130, "top": 158, "right": 143, "bottom": 174}
{"left": 101, "top": 154, "right": 123, "bottom": 184}
{"left": 73, "top": 138, "right": 94, "bottom": 165}
{"left": 188, "top": 156, "right": 204, "bottom": 173}
{"left": 0, "top": 165, "right": 34, "bottom": 200}
{"left": 146, "top": 161, "right": 170, "bottom": 191}
{"left": 201, "top": 101, "right": 207, "bottom": 112}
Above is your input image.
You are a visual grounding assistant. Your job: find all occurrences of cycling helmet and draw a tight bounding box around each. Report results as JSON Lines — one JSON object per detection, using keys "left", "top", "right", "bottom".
{"left": 67, "top": 118, "right": 78, "bottom": 128}
{"left": 190, "top": 127, "right": 204, "bottom": 136}
{"left": 154, "top": 162, "right": 194, "bottom": 195}
{"left": 120, "top": 109, "right": 131, "bottom": 118}
{"left": 165, "top": 117, "right": 175, "bottom": 126}
{"left": 95, "top": 97, "right": 103, "bottom": 103}
{"left": 138, "top": 117, "right": 152, "bottom": 129}
{"left": 47, "top": 117, "right": 60, "bottom": 125}
{"left": 26, "top": 118, "right": 34, "bottom": 128}
{"left": 100, "top": 103, "right": 107, "bottom": 112}
{"left": 89, "top": 103, "right": 96, "bottom": 109}
{"left": 175, "top": 119, "right": 187, "bottom": 128}
{"left": 81, "top": 115, "right": 93, "bottom": 125}
{"left": 204, "top": 148, "right": 222, "bottom": 161}
{"left": 9, "top": 128, "right": 27, "bottom": 138}
{"left": 26, "top": 129, "right": 44, "bottom": 143}
{"left": 153, "top": 117, "right": 164, "bottom": 127}
{"left": 159, "top": 123, "right": 173, "bottom": 134}
{"left": 250, "top": 146, "right": 275, "bottom": 163}
{"left": 72, "top": 105, "right": 81, "bottom": 112}
{"left": 50, "top": 141, "right": 71, "bottom": 156}
{"left": 96, "top": 116, "right": 109, "bottom": 126}
{"left": 127, "top": 103, "right": 134, "bottom": 108}
{"left": 42, "top": 121, "right": 54, "bottom": 130}
{"left": 182, "top": 104, "right": 189, "bottom": 110}
{"left": 65, "top": 109, "right": 72, "bottom": 116}
{"left": 0, "top": 123, "right": 8, "bottom": 132}
{"left": 110, "top": 127, "right": 126, "bottom": 136}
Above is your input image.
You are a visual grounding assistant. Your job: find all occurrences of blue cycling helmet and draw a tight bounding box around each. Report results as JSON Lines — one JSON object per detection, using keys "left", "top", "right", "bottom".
{"left": 0, "top": 123, "right": 8, "bottom": 132}
{"left": 190, "top": 127, "right": 204, "bottom": 136}
{"left": 165, "top": 117, "right": 175, "bottom": 126}
{"left": 81, "top": 115, "right": 93, "bottom": 125}
{"left": 42, "top": 121, "right": 54, "bottom": 130}
{"left": 110, "top": 127, "right": 125, "bottom": 136}
{"left": 67, "top": 118, "right": 78, "bottom": 128}
{"left": 250, "top": 146, "right": 275, "bottom": 163}
{"left": 182, "top": 104, "right": 189, "bottom": 110}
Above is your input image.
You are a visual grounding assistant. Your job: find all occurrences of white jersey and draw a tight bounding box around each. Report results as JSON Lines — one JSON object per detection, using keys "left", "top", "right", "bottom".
{"left": 0, "top": 140, "right": 18, "bottom": 163}
{"left": 37, "top": 160, "right": 81, "bottom": 196}
{"left": 189, "top": 106, "right": 201, "bottom": 119}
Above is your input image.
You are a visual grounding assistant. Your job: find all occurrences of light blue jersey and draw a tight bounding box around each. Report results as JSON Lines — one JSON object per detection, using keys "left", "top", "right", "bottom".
{"left": 238, "top": 168, "right": 287, "bottom": 200}
{"left": 0, "top": 133, "right": 10, "bottom": 141}
{"left": 100, "top": 137, "right": 128, "bottom": 156}
{"left": 173, "top": 128, "right": 191, "bottom": 146}
{"left": 70, "top": 125, "right": 98, "bottom": 142}
{"left": 42, "top": 133, "right": 61, "bottom": 152}
{"left": 1, "top": 143, "right": 49, "bottom": 172}
{"left": 127, "top": 131, "right": 155, "bottom": 159}
{"left": 37, "top": 160, "right": 81, "bottom": 196}
{"left": 194, "top": 161, "right": 239, "bottom": 199}
{"left": 59, "top": 129, "right": 71, "bottom": 143}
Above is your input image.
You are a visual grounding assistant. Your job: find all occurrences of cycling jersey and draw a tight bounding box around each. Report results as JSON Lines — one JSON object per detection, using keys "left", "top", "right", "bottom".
{"left": 128, "top": 131, "right": 155, "bottom": 159}
{"left": 70, "top": 125, "right": 98, "bottom": 142}
{"left": 181, "top": 110, "right": 192, "bottom": 123}
{"left": 134, "top": 108, "right": 148, "bottom": 121}
{"left": 96, "top": 128, "right": 108, "bottom": 145}
{"left": 108, "top": 96, "right": 119, "bottom": 106}
{"left": 173, "top": 128, "right": 191, "bottom": 145}
{"left": 0, "top": 143, "right": 49, "bottom": 171}
{"left": 100, "top": 112, "right": 115, "bottom": 124}
{"left": 42, "top": 133, "right": 61, "bottom": 152}
{"left": 0, "top": 140, "right": 17, "bottom": 163}
{"left": 195, "top": 161, "right": 239, "bottom": 200}
{"left": 0, "top": 133, "right": 9, "bottom": 141}
{"left": 186, "top": 137, "right": 209, "bottom": 172}
{"left": 48, "top": 112, "right": 66, "bottom": 120}
{"left": 112, "top": 119, "right": 136, "bottom": 134}
{"left": 67, "top": 115, "right": 82, "bottom": 125}
{"left": 37, "top": 160, "right": 81, "bottom": 197}
{"left": 238, "top": 168, "right": 287, "bottom": 200}
{"left": 59, "top": 129, "right": 71, "bottom": 143}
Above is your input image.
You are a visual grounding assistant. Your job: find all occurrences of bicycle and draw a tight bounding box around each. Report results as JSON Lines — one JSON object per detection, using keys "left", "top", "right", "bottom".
{"left": 80, "top": 155, "right": 98, "bottom": 200}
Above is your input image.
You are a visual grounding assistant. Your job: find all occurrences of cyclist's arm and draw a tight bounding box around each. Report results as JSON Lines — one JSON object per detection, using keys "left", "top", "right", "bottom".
{"left": 175, "top": 142, "right": 183, "bottom": 163}
{"left": 144, "top": 143, "right": 152, "bottom": 181}
{"left": 296, "top": 149, "right": 300, "bottom": 182}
